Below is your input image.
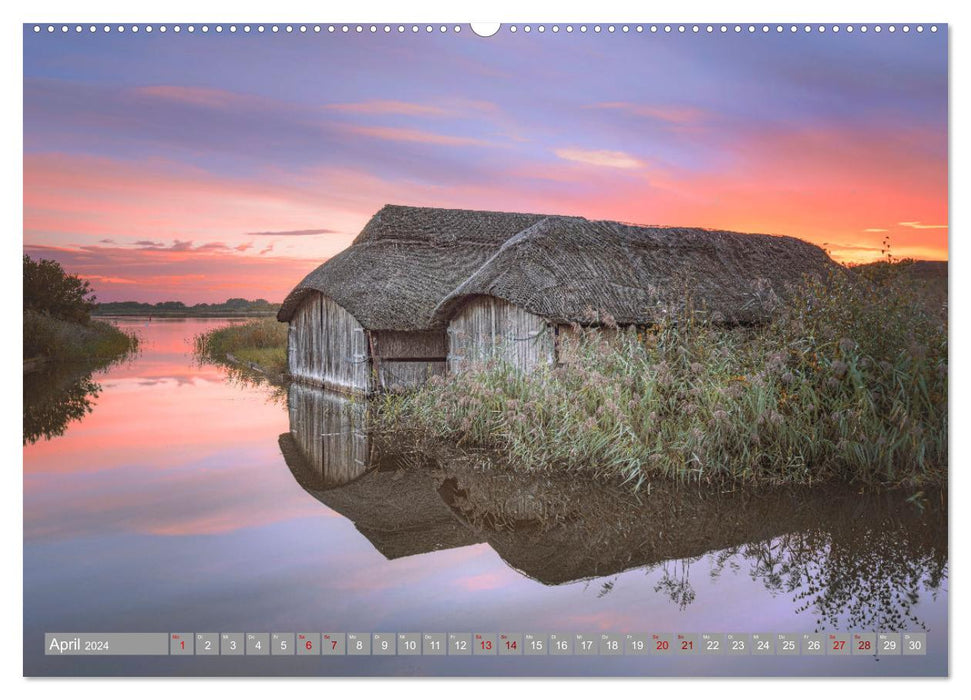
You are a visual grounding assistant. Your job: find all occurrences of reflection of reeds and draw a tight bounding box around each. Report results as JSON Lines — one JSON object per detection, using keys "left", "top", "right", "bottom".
{"left": 433, "top": 452, "right": 946, "bottom": 629}
{"left": 379, "top": 267, "right": 947, "bottom": 489}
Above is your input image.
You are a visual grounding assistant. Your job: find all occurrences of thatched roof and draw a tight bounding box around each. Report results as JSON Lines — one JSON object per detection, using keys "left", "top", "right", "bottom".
{"left": 277, "top": 204, "right": 548, "bottom": 328}
{"left": 432, "top": 216, "right": 839, "bottom": 326}
{"left": 278, "top": 204, "right": 838, "bottom": 328}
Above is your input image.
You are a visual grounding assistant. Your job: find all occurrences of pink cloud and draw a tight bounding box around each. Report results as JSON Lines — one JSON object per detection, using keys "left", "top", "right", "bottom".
{"left": 343, "top": 124, "right": 492, "bottom": 146}
{"left": 133, "top": 84, "right": 256, "bottom": 109}
{"left": 324, "top": 100, "right": 452, "bottom": 117}
{"left": 552, "top": 147, "right": 645, "bottom": 170}
{"left": 592, "top": 102, "right": 707, "bottom": 125}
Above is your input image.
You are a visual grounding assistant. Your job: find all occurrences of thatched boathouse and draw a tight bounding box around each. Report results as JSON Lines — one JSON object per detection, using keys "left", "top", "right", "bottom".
{"left": 432, "top": 216, "right": 837, "bottom": 373}
{"left": 279, "top": 204, "right": 836, "bottom": 391}
{"left": 277, "top": 205, "right": 546, "bottom": 393}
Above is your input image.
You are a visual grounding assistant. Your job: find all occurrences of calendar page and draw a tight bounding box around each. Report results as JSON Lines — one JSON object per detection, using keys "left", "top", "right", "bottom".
{"left": 22, "top": 16, "right": 948, "bottom": 680}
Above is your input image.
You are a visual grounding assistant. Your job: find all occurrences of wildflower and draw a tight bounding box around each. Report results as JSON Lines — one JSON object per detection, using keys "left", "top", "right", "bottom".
{"left": 831, "top": 360, "right": 848, "bottom": 379}
{"left": 781, "top": 371, "right": 794, "bottom": 385}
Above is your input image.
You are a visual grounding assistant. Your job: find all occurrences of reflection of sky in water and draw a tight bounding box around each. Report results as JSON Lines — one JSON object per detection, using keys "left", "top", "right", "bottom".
{"left": 23, "top": 319, "right": 947, "bottom": 676}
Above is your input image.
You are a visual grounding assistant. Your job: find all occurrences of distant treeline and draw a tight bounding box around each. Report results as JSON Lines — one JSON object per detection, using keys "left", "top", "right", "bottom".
{"left": 94, "top": 297, "right": 281, "bottom": 317}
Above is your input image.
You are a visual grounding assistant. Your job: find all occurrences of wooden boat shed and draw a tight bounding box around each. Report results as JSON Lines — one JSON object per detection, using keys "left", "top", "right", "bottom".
{"left": 277, "top": 204, "right": 547, "bottom": 393}
{"left": 431, "top": 215, "right": 838, "bottom": 374}
{"left": 279, "top": 204, "right": 837, "bottom": 392}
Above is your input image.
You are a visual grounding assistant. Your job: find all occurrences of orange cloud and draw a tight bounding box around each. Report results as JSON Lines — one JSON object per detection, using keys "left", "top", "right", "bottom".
{"left": 899, "top": 221, "right": 949, "bottom": 230}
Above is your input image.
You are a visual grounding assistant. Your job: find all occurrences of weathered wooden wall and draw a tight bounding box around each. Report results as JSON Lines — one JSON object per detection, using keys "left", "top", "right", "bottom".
{"left": 288, "top": 292, "right": 370, "bottom": 393}
{"left": 286, "top": 382, "right": 370, "bottom": 488}
{"left": 447, "top": 296, "right": 555, "bottom": 374}
{"left": 371, "top": 330, "right": 446, "bottom": 391}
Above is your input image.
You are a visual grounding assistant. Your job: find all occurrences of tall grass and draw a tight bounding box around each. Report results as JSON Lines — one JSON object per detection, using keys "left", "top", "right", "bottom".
{"left": 193, "top": 318, "right": 288, "bottom": 377}
{"left": 378, "top": 267, "right": 947, "bottom": 489}
{"left": 24, "top": 310, "right": 140, "bottom": 363}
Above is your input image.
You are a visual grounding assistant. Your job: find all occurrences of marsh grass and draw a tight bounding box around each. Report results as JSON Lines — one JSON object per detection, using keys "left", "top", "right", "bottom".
{"left": 378, "top": 267, "right": 947, "bottom": 489}
{"left": 24, "top": 310, "right": 140, "bottom": 363}
{"left": 193, "top": 318, "right": 288, "bottom": 377}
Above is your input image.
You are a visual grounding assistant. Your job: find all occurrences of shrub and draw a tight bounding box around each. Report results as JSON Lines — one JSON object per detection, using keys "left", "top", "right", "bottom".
{"left": 23, "top": 255, "right": 97, "bottom": 324}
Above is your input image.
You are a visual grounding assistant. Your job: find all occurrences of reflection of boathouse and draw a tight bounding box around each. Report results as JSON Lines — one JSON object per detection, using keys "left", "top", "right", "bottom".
{"left": 279, "top": 384, "right": 947, "bottom": 625}
{"left": 279, "top": 383, "right": 483, "bottom": 559}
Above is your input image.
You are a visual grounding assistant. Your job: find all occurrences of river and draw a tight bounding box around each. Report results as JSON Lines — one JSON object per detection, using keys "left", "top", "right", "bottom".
{"left": 23, "top": 317, "right": 948, "bottom": 676}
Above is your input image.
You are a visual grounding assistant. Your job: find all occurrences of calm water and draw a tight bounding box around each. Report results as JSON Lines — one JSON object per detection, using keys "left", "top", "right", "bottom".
{"left": 23, "top": 318, "right": 948, "bottom": 676}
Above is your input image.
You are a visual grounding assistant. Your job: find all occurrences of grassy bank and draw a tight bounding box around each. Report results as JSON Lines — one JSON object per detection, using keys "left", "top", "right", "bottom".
{"left": 378, "top": 265, "right": 947, "bottom": 490}
{"left": 193, "top": 318, "right": 288, "bottom": 379}
{"left": 24, "top": 310, "right": 140, "bottom": 365}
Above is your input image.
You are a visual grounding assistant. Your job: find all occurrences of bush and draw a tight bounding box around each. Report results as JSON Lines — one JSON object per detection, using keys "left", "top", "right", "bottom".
{"left": 23, "top": 255, "right": 97, "bottom": 323}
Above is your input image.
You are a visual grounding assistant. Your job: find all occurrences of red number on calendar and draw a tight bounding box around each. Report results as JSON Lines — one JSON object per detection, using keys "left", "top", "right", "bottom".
{"left": 858, "top": 640, "right": 871, "bottom": 650}
{"left": 481, "top": 640, "right": 492, "bottom": 650}
{"left": 506, "top": 641, "right": 517, "bottom": 650}
{"left": 681, "top": 640, "right": 693, "bottom": 651}
{"left": 180, "top": 641, "right": 184, "bottom": 650}
{"left": 833, "top": 640, "right": 845, "bottom": 650}
{"left": 657, "top": 640, "right": 669, "bottom": 651}
{"left": 331, "top": 640, "right": 338, "bottom": 650}
{"left": 306, "top": 641, "right": 313, "bottom": 650}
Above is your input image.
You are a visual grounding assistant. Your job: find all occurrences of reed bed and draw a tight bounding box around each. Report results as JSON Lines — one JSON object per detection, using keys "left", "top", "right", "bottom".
{"left": 193, "top": 318, "right": 288, "bottom": 377}
{"left": 24, "top": 310, "right": 140, "bottom": 363}
{"left": 378, "top": 266, "right": 947, "bottom": 489}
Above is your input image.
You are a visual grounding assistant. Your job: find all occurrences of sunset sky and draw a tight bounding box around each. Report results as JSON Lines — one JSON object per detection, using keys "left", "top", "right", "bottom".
{"left": 23, "top": 25, "right": 948, "bottom": 304}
